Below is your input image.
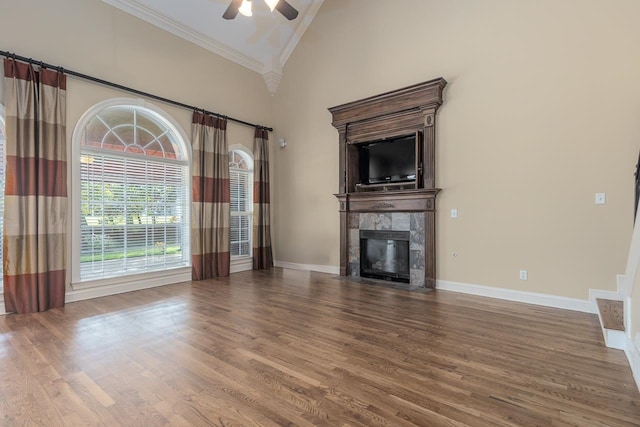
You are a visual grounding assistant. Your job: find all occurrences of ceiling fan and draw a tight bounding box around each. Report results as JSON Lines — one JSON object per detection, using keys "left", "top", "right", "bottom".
{"left": 223, "top": 0, "right": 299, "bottom": 21}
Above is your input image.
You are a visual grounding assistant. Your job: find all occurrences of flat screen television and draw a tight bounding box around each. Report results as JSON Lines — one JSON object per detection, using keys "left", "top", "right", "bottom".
{"left": 359, "top": 135, "right": 416, "bottom": 185}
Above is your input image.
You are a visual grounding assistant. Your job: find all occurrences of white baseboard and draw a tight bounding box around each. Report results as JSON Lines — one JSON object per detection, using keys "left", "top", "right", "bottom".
{"left": 588, "top": 279, "right": 627, "bottom": 344}
{"left": 588, "top": 274, "right": 624, "bottom": 304}
{"left": 624, "top": 332, "right": 640, "bottom": 393}
{"left": 589, "top": 288, "right": 622, "bottom": 302}
{"left": 593, "top": 293, "right": 626, "bottom": 350}
{"left": 436, "top": 280, "right": 595, "bottom": 314}
{"left": 274, "top": 260, "right": 340, "bottom": 275}
{"left": 617, "top": 274, "right": 627, "bottom": 296}
{"left": 603, "top": 328, "right": 627, "bottom": 350}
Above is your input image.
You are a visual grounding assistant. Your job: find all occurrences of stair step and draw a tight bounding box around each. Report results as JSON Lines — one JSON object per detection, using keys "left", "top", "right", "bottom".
{"left": 596, "top": 299, "right": 625, "bottom": 331}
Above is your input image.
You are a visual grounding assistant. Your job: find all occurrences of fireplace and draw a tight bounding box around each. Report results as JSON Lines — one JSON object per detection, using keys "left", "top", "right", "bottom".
{"left": 348, "top": 212, "right": 427, "bottom": 286}
{"left": 360, "top": 230, "right": 410, "bottom": 283}
{"left": 329, "top": 78, "right": 446, "bottom": 288}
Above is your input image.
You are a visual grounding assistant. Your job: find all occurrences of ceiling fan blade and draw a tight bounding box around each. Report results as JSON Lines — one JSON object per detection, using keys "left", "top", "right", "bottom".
{"left": 275, "top": 0, "right": 299, "bottom": 20}
{"left": 223, "top": 0, "right": 242, "bottom": 19}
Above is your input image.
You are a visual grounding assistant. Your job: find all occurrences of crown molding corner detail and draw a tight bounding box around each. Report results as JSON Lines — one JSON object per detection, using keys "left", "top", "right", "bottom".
{"left": 262, "top": 70, "right": 283, "bottom": 95}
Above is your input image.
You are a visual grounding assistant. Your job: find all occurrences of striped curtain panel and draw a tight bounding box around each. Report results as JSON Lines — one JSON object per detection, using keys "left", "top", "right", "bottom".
{"left": 3, "top": 59, "right": 67, "bottom": 313}
{"left": 253, "top": 127, "right": 273, "bottom": 269}
{"left": 191, "top": 112, "right": 230, "bottom": 279}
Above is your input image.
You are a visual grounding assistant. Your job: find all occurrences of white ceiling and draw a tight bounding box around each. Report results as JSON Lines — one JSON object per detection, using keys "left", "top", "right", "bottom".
{"left": 102, "top": 0, "right": 325, "bottom": 93}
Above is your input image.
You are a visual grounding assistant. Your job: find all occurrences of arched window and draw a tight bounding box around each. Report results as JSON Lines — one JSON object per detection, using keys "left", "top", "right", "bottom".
{"left": 229, "top": 147, "right": 253, "bottom": 258}
{"left": 73, "top": 100, "right": 190, "bottom": 282}
{"left": 0, "top": 105, "right": 5, "bottom": 288}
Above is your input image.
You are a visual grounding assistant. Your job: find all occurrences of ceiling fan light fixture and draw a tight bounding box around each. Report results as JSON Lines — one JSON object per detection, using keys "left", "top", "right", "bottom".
{"left": 238, "top": 0, "right": 252, "bottom": 17}
{"left": 264, "top": 0, "right": 279, "bottom": 12}
{"left": 222, "top": 0, "right": 297, "bottom": 21}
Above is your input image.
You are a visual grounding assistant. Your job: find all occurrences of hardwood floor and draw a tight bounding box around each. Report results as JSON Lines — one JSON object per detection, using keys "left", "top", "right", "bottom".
{"left": 0, "top": 268, "right": 638, "bottom": 426}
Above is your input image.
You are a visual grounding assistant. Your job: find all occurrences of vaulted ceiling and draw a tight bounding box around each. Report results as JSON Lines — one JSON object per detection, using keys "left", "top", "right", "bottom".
{"left": 102, "top": 0, "right": 325, "bottom": 94}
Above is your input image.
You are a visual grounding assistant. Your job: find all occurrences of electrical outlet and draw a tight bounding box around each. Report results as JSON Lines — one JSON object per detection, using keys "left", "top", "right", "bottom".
{"left": 451, "top": 208, "right": 458, "bottom": 218}
{"left": 519, "top": 270, "right": 528, "bottom": 280}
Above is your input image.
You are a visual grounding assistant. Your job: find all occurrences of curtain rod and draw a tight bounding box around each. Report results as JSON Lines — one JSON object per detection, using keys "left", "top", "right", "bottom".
{"left": 0, "top": 49, "right": 273, "bottom": 132}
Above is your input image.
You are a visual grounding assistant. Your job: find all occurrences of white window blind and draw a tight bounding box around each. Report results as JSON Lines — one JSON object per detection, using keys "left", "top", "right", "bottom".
{"left": 79, "top": 106, "right": 190, "bottom": 281}
{"left": 229, "top": 150, "right": 253, "bottom": 258}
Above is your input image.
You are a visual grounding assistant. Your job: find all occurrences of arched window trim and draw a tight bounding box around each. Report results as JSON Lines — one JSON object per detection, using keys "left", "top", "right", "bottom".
{"left": 70, "top": 98, "right": 192, "bottom": 290}
{"left": 229, "top": 144, "right": 254, "bottom": 267}
{"left": 229, "top": 144, "right": 254, "bottom": 170}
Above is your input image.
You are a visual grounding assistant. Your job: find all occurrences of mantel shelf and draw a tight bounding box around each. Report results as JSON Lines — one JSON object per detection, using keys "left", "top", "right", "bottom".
{"left": 335, "top": 189, "right": 440, "bottom": 213}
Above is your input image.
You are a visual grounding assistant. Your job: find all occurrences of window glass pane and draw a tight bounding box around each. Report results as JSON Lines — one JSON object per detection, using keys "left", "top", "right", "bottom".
{"left": 230, "top": 214, "right": 251, "bottom": 257}
{"left": 85, "top": 117, "right": 109, "bottom": 148}
{"left": 83, "top": 107, "right": 181, "bottom": 160}
{"left": 144, "top": 140, "right": 165, "bottom": 158}
{"left": 158, "top": 134, "right": 178, "bottom": 160}
{"left": 100, "top": 130, "right": 127, "bottom": 153}
{"left": 136, "top": 126, "right": 155, "bottom": 150}
{"left": 135, "top": 111, "right": 165, "bottom": 137}
{"left": 241, "top": 241, "right": 250, "bottom": 256}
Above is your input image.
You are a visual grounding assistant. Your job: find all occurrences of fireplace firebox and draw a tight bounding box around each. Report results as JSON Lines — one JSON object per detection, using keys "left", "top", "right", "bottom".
{"left": 360, "top": 230, "right": 410, "bottom": 283}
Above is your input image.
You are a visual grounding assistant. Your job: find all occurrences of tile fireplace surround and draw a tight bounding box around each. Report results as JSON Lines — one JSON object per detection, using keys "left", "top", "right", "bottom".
{"left": 349, "top": 212, "right": 426, "bottom": 286}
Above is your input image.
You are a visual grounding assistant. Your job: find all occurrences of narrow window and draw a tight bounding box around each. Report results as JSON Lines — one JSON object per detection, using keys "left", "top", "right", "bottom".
{"left": 229, "top": 149, "right": 253, "bottom": 258}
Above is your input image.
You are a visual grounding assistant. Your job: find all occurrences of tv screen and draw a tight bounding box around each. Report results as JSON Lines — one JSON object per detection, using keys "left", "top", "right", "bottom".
{"left": 360, "top": 135, "right": 416, "bottom": 184}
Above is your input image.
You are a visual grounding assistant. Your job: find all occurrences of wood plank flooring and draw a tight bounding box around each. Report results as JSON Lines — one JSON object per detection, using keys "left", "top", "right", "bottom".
{"left": 0, "top": 268, "right": 639, "bottom": 426}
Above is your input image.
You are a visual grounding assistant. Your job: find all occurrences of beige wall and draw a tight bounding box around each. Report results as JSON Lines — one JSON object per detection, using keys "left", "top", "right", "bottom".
{"left": 0, "top": 0, "right": 274, "bottom": 287}
{"left": 271, "top": 0, "right": 640, "bottom": 299}
{"left": 2, "top": 0, "right": 640, "bottom": 302}
{"left": 0, "top": 0, "right": 273, "bottom": 141}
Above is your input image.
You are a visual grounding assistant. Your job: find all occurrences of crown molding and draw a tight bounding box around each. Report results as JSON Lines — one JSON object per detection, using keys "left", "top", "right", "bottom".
{"left": 102, "top": 0, "right": 264, "bottom": 74}
{"left": 280, "top": 0, "right": 324, "bottom": 66}
{"left": 262, "top": 70, "right": 282, "bottom": 95}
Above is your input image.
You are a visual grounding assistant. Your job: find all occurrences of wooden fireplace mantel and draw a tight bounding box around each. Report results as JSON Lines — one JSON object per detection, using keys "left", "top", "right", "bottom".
{"left": 329, "top": 78, "right": 447, "bottom": 288}
{"left": 335, "top": 189, "right": 441, "bottom": 213}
